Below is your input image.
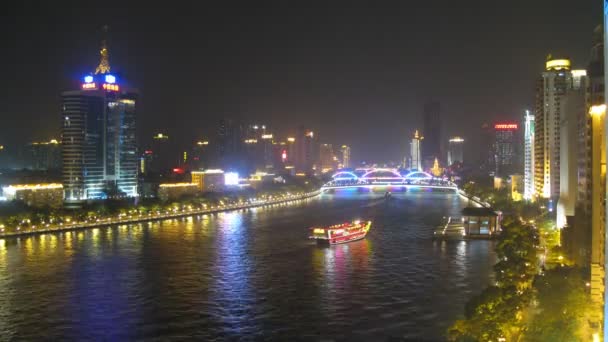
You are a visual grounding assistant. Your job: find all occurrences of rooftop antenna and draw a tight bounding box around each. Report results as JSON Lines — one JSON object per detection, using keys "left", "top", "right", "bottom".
{"left": 95, "top": 25, "right": 111, "bottom": 74}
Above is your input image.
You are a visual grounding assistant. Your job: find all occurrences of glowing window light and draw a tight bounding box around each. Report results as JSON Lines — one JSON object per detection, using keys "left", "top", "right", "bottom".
{"left": 104, "top": 74, "right": 116, "bottom": 83}
{"left": 84, "top": 75, "right": 93, "bottom": 83}
{"left": 287, "top": 137, "right": 295, "bottom": 142}
{"left": 224, "top": 172, "right": 239, "bottom": 186}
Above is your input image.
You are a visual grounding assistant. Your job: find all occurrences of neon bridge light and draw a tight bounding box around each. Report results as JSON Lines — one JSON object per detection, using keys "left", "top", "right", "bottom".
{"left": 332, "top": 171, "right": 359, "bottom": 180}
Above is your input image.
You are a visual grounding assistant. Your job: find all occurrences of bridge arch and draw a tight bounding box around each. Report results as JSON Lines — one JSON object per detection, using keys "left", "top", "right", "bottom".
{"left": 360, "top": 168, "right": 404, "bottom": 181}
{"left": 403, "top": 171, "right": 433, "bottom": 180}
{"left": 332, "top": 171, "right": 359, "bottom": 180}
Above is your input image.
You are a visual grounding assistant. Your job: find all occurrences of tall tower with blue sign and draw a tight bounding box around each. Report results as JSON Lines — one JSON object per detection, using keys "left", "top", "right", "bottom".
{"left": 61, "top": 31, "right": 138, "bottom": 205}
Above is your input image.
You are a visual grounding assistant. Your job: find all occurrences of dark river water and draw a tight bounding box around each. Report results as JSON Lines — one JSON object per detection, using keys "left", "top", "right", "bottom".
{"left": 0, "top": 190, "right": 495, "bottom": 341}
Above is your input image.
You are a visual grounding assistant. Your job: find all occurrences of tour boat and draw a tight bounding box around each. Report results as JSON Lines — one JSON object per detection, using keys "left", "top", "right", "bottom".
{"left": 309, "top": 220, "right": 371, "bottom": 245}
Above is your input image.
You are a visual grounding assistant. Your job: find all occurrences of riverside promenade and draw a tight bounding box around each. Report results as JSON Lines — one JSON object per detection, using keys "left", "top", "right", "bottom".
{"left": 0, "top": 190, "right": 321, "bottom": 239}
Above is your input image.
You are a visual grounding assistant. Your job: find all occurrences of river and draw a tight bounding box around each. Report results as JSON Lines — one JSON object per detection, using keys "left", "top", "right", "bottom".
{"left": 0, "top": 190, "right": 495, "bottom": 341}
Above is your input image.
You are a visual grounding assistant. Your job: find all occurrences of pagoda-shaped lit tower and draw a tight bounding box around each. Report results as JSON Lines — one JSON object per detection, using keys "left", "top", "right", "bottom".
{"left": 61, "top": 29, "right": 138, "bottom": 205}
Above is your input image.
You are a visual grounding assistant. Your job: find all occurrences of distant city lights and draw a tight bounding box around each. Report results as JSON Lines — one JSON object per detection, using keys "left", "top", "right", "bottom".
{"left": 84, "top": 75, "right": 93, "bottom": 83}
{"left": 224, "top": 172, "right": 239, "bottom": 186}
{"left": 494, "top": 123, "right": 518, "bottom": 130}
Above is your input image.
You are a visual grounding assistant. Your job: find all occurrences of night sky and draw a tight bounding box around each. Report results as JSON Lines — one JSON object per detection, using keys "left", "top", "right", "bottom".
{"left": 0, "top": 1, "right": 600, "bottom": 164}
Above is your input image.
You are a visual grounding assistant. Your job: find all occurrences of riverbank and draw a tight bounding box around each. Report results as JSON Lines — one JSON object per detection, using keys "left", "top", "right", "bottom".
{"left": 0, "top": 190, "right": 321, "bottom": 239}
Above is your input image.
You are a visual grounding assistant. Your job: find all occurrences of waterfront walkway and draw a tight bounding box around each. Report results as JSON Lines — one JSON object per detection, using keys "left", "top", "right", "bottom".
{"left": 0, "top": 190, "right": 321, "bottom": 239}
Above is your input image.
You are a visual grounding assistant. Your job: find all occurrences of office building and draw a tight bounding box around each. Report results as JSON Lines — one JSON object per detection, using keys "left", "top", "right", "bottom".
{"left": 62, "top": 38, "right": 138, "bottom": 204}
{"left": 523, "top": 111, "right": 535, "bottom": 200}
{"left": 409, "top": 130, "right": 423, "bottom": 170}
{"left": 26, "top": 139, "right": 61, "bottom": 170}
{"left": 447, "top": 137, "right": 464, "bottom": 166}
{"left": 422, "top": 101, "right": 441, "bottom": 168}
{"left": 494, "top": 123, "right": 518, "bottom": 177}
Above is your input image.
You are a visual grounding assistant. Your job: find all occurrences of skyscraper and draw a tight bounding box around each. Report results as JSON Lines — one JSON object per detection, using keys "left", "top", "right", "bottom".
{"left": 340, "top": 145, "right": 351, "bottom": 168}
{"left": 534, "top": 57, "right": 583, "bottom": 200}
{"left": 422, "top": 101, "right": 441, "bottom": 168}
{"left": 447, "top": 137, "right": 464, "bottom": 166}
{"left": 409, "top": 130, "right": 423, "bottom": 170}
{"left": 62, "top": 37, "right": 138, "bottom": 204}
{"left": 557, "top": 69, "right": 587, "bottom": 229}
{"left": 494, "top": 123, "right": 518, "bottom": 177}
{"left": 523, "top": 111, "right": 535, "bottom": 200}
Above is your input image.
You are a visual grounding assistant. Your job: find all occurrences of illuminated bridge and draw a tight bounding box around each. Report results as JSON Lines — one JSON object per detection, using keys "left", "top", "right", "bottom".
{"left": 321, "top": 168, "right": 458, "bottom": 192}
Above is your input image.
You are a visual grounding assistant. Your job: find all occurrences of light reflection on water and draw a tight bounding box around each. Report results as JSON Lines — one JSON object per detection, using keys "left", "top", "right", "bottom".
{"left": 0, "top": 192, "right": 495, "bottom": 340}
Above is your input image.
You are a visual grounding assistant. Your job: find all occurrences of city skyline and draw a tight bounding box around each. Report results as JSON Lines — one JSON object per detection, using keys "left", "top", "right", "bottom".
{"left": 0, "top": 1, "right": 599, "bottom": 164}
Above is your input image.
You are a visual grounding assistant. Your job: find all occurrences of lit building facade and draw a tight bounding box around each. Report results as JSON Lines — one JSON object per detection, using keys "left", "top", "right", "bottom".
{"left": 524, "top": 111, "right": 535, "bottom": 200}
{"left": 557, "top": 69, "right": 587, "bottom": 229}
{"left": 409, "top": 130, "right": 423, "bottom": 170}
{"left": 494, "top": 123, "right": 518, "bottom": 177}
{"left": 319, "top": 144, "right": 335, "bottom": 172}
{"left": 157, "top": 183, "right": 198, "bottom": 202}
{"left": 2, "top": 183, "right": 63, "bottom": 208}
{"left": 534, "top": 58, "right": 583, "bottom": 200}
{"left": 61, "top": 40, "right": 137, "bottom": 204}
{"left": 447, "top": 137, "right": 464, "bottom": 166}
{"left": 191, "top": 169, "right": 225, "bottom": 192}
{"left": 341, "top": 145, "right": 351, "bottom": 168}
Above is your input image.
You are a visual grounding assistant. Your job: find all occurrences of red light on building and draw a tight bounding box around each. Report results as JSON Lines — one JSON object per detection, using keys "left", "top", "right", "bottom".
{"left": 144, "top": 150, "right": 153, "bottom": 155}
{"left": 494, "top": 123, "right": 518, "bottom": 130}
{"left": 173, "top": 168, "right": 185, "bottom": 174}
{"left": 281, "top": 150, "right": 287, "bottom": 162}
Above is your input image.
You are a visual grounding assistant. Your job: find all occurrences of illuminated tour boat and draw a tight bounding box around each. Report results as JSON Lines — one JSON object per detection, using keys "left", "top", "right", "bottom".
{"left": 309, "top": 220, "right": 371, "bottom": 245}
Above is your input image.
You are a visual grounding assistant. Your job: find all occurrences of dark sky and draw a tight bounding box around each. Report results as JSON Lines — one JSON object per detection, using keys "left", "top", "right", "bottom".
{"left": 0, "top": 1, "right": 600, "bottom": 164}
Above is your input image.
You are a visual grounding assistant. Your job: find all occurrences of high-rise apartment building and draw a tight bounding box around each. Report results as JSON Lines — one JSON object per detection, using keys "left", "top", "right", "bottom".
{"left": 62, "top": 38, "right": 137, "bottom": 204}
{"left": 410, "top": 130, "right": 423, "bottom": 170}
{"left": 447, "top": 137, "right": 464, "bottom": 166}
{"left": 422, "top": 101, "right": 441, "bottom": 168}
{"left": 523, "top": 111, "right": 535, "bottom": 200}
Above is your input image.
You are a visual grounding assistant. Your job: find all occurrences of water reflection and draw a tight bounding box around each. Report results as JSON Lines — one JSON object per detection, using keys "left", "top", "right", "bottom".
{"left": 0, "top": 192, "right": 495, "bottom": 340}
{"left": 210, "top": 211, "right": 257, "bottom": 337}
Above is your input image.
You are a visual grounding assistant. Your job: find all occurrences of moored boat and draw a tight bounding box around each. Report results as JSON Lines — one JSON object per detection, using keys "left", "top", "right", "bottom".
{"left": 309, "top": 220, "right": 371, "bottom": 245}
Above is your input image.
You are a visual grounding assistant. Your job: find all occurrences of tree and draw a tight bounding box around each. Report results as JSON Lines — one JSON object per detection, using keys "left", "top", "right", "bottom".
{"left": 526, "top": 267, "right": 594, "bottom": 341}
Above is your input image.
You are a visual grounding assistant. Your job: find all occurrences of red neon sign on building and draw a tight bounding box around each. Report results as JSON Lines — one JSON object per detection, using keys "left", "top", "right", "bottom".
{"left": 494, "top": 123, "right": 518, "bottom": 130}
